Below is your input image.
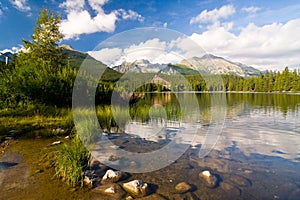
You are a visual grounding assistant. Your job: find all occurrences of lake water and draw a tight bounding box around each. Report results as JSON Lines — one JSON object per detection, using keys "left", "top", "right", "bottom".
{"left": 91, "top": 92, "right": 300, "bottom": 199}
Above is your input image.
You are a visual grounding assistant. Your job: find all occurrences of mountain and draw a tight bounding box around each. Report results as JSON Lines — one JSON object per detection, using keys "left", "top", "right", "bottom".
{"left": 112, "top": 55, "right": 260, "bottom": 77}
{"left": 0, "top": 52, "right": 13, "bottom": 64}
{"left": 60, "top": 45, "right": 121, "bottom": 81}
{"left": 112, "top": 59, "right": 199, "bottom": 75}
{"left": 180, "top": 54, "right": 260, "bottom": 77}
{"left": 113, "top": 59, "right": 169, "bottom": 73}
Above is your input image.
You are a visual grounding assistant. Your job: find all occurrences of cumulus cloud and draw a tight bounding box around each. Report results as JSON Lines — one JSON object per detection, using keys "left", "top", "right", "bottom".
{"left": 60, "top": 10, "right": 118, "bottom": 40}
{"left": 10, "top": 0, "right": 31, "bottom": 12}
{"left": 190, "top": 4, "right": 235, "bottom": 24}
{"left": 117, "top": 9, "right": 144, "bottom": 22}
{"left": 88, "top": 38, "right": 189, "bottom": 66}
{"left": 88, "top": 47, "right": 123, "bottom": 66}
{"left": 118, "top": 38, "right": 168, "bottom": 65}
{"left": 90, "top": 17, "right": 300, "bottom": 71}
{"left": 0, "top": 45, "right": 22, "bottom": 54}
{"left": 242, "top": 6, "right": 261, "bottom": 14}
{"left": 189, "top": 19, "right": 300, "bottom": 70}
{"left": 59, "top": 0, "right": 144, "bottom": 40}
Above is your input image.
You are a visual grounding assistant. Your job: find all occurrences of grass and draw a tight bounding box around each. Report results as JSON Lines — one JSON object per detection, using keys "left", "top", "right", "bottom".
{"left": 55, "top": 135, "right": 90, "bottom": 187}
{"left": 0, "top": 105, "right": 74, "bottom": 139}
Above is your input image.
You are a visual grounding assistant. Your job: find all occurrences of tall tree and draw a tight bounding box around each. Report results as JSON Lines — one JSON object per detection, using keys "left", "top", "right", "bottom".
{"left": 10, "top": 9, "right": 77, "bottom": 106}
{"left": 21, "top": 8, "right": 64, "bottom": 70}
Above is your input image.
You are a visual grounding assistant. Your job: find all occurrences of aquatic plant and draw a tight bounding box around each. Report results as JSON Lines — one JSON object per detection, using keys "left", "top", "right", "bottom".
{"left": 55, "top": 135, "right": 90, "bottom": 187}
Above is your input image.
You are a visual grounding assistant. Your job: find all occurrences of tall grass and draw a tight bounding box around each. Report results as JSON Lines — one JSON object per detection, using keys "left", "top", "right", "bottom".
{"left": 55, "top": 135, "right": 90, "bottom": 187}
{"left": 0, "top": 105, "right": 74, "bottom": 138}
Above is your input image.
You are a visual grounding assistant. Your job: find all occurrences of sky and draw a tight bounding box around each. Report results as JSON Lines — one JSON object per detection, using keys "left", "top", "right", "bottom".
{"left": 1, "top": 0, "right": 300, "bottom": 71}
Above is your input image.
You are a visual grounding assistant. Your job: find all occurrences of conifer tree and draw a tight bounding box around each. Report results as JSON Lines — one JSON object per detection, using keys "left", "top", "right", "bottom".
{"left": 20, "top": 8, "right": 64, "bottom": 70}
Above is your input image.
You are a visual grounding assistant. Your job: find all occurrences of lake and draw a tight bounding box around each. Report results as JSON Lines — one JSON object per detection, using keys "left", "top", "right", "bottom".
{"left": 2, "top": 93, "right": 300, "bottom": 199}
{"left": 87, "top": 92, "right": 300, "bottom": 199}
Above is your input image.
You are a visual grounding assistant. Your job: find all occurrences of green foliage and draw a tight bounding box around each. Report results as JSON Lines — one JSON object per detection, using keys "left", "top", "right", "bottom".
{"left": 22, "top": 8, "right": 64, "bottom": 69}
{"left": 12, "top": 8, "right": 76, "bottom": 106}
{"left": 0, "top": 9, "right": 78, "bottom": 108}
{"left": 55, "top": 136, "right": 90, "bottom": 187}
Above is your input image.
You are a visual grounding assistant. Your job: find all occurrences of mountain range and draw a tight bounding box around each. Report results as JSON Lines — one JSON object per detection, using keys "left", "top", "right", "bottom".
{"left": 0, "top": 52, "right": 13, "bottom": 64}
{"left": 112, "top": 54, "right": 260, "bottom": 77}
{"left": 1, "top": 45, "right": 261, "bottom": 77}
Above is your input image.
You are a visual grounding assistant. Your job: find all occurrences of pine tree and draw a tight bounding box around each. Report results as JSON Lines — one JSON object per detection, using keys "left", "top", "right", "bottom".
{"left": 11, "top": 9, "right": 77, "bottom": 106}
{"left": 21, "top": 8, "right": 64, "bottom": 70}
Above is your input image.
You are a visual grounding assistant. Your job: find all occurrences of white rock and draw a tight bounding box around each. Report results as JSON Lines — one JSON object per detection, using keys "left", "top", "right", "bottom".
{"left": 201, "top": 170, "right": 211, "bottom": 177}
{"left": 102, "top": 169, "right": 124, "bottom": 183}
{"left": 51, "top": 141, "right": 62, "bottom": 146}
{"left": 199, "top": 170, "right": 218, "bottom": 188}
{"left": 122, "top": 180, "right": 152, "bottom": 197}
{"left": 104, "top": 186, "right": 116, "bottom": 193}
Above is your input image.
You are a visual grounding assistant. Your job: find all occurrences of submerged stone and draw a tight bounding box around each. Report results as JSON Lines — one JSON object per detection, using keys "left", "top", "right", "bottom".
{"left": 93, "top": 183, "right": 126, "bottom": 199}
{"left": 199, "top": 170, "right": 219, "bottom": 188}
{"left": 175, "top": 182, "right": 192, "bottom": 194}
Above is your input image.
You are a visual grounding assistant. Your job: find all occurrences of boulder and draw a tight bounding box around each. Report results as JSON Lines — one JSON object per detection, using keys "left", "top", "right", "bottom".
{"left": 175, "top": 182, "right": 192, "bottom": 194}
{"left": 101, "top": 169, "right": 125, "bottom": 184}
{"left": 93, "top": 183, "right": 126, "bottom": 199}
{"left": 199, "top": 170, "right": 219, "bottom": 188}
{"left": 122, "top": 180, "right": 152, "bottom": 197}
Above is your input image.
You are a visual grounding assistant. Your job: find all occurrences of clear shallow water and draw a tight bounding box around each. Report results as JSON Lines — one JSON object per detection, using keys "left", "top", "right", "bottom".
{"left": 98, "top": 93, "right": 300, "bottom": 199}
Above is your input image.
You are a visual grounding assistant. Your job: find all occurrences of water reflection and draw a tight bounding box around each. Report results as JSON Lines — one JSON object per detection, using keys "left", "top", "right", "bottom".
{"left": 91, "top": 93, "right": 300, "bottom": 199}
{"left": 98, "top": 92, "right": 300, "bottom": 164}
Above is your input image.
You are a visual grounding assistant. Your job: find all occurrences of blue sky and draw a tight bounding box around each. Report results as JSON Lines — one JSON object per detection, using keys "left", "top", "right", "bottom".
{"left": 1, "top": 0, "right": 300, "bottom": 70}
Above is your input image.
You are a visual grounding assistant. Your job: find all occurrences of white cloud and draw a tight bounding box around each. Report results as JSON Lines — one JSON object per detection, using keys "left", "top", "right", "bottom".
{"left": 89, "top": 18, "right": 300, "bottom": 71}
{"left": 190, "top": 4, "right": 235, "bottom": 24}
{"left": 242, "top": 6, "right": 261, "bottom": 14}
{"left": 89, "top": 38, "right": 187, "bottom": 66}
{"left": 0, "top": 45, "right": 22, "bottom": 54}
{"left": 163, "top": 22, "right": 168, "bottom": 28}
{"left": 88, "top": 47, "right": 123, "bottom": 66}
{"left": 117, "top": 9, "right": 144, "bottom": 22}
{"left": 120, "top": 38, "right": 168, "bottom": 64}
{"left": 59, "top": 0, "right": 144, "bottom": 40}
{"left": 60, "top": 10, "right": 118, "bottom": 40}
{"left": 10, "top": 0, "right": 31, "bottom": 12}
{"left": 189, "top": 19, "right": 300, "bottom": 70}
